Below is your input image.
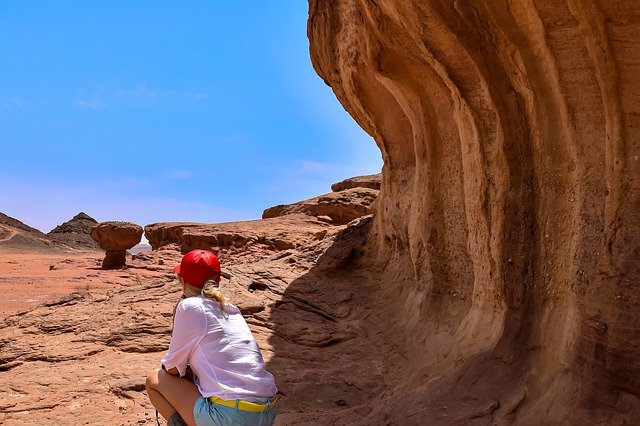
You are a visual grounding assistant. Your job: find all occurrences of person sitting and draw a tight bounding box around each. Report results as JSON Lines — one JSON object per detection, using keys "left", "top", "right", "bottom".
{"left": 146, "top": 249, "right": 278, "bottom": 426}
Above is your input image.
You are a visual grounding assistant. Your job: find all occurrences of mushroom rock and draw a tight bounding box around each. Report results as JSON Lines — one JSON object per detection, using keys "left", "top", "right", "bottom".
{"left": 309, "top": 0, "right": 640, "bottom": 423}
{"left": 90, "top": 221, "right": 143, "bottom": 269}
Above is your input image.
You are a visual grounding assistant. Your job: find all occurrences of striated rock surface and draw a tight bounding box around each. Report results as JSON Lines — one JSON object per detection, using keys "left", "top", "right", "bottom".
{"left": 48, "top": 212, "right": 100, "bottom": 250}
{"left": 146, "top": 176, "right": 380, "bottom": 258}
{"left": 309, "top": 0, "right": 640, "bottom": 424}
{"left": 262, "top": 187, "right": 378, "bottom": 224}
{"left": 90, "top": 221, "right": 143, "bottom": 269}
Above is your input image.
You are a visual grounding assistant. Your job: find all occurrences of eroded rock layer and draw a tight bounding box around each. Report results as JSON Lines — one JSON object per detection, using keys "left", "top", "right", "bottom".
{"left": 309, "top": 0, "right": 640, "bottom": 423}
{"left": 330, "top": 173, "right": 381, "bottom": 192}
{"left": 262, "top": 187, "right": 378, "bottom": 224}
{"left": 144, "top": 215, "right": 334, "bottom": 255}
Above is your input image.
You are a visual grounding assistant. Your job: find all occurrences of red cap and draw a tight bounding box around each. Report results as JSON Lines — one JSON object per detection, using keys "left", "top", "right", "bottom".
{"left": 172, "top": 249, "right": 221, "bottom": 288}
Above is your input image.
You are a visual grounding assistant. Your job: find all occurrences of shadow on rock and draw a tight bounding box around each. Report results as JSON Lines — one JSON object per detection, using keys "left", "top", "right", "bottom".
{"left": 264, "top": 216, "right": 392, "bottom": 424}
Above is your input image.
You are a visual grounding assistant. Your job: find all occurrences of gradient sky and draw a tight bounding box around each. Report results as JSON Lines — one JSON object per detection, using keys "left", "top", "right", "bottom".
{"left": 0, "top": 2, "right": 381, "bottom": 233}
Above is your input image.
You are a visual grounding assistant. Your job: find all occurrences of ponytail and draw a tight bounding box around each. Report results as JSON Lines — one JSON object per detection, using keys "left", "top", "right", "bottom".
{"left": 178, "top": 276, "right": 227, "bottom": 310}
{"left": 201, "top": 279, "right": 227, "bottom": 310}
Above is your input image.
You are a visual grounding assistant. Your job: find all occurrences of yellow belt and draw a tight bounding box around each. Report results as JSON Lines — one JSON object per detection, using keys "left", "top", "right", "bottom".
{"left": 208, "top": 395, "right": 278, "bottom": 413}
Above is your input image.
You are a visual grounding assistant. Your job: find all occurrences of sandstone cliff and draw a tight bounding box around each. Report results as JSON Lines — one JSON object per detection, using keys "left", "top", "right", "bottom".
{"left": 308, "top": 0, "right": 639, "bottom": 423}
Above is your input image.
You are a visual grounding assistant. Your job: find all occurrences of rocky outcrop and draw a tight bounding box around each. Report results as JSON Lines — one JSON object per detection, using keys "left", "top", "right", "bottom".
{"left": 309, "top": 0, "right": 640, "bottom": 424}
{"left": 262, "top": 187, "right": 378, "bottom": 224}
{"left": 144, "top": 214, "right": 335, "bottom": 257}
{"left": 48, "top": 212, "right": 100, "bottom": 250}
{"left": 330, "top": 173, "right": 381, "bottom": 192}
{"left": 145, "top": 176, "right": 379, "bottom": 257}
{"left": 90, "top": 221, "right": 143, "bottom": 269}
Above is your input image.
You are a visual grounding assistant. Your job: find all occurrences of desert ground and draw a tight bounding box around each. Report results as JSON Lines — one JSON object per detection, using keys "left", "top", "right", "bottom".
{"left": 0, "top": 252, "right": 116, "bottom": 319}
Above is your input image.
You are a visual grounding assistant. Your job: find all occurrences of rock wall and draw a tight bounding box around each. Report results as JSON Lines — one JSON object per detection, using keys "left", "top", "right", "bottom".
{"left": 309, "top": 0, "right": 639, "bottom": 422}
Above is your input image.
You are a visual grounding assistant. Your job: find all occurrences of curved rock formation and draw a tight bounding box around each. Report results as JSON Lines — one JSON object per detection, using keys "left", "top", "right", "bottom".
{"left": 90, "top": 221, "right": 143, "bottom": 269}
{"left": 309, "top": 0, "right": 639, "bottom": 423}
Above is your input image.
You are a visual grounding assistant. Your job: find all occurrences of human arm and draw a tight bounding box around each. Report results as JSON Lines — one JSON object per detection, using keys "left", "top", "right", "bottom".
{"left": 165, "top": 366, "right": 180, "bottom": 376}
{"left": 161, "top": 299, "right": 206, "bottom": 377}
{"left": 161, "top": 363, "right": 191, "bottom": 381}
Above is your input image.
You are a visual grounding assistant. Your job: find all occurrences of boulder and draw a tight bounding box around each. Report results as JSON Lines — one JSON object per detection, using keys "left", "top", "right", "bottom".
{"left": 90, "top": 221, "right": 143, "bottom": 269}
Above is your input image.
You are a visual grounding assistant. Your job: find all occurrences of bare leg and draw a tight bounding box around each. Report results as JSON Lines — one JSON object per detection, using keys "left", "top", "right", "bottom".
{"left": 147, "top": 386, "right": 178, "bottom": 421}
{"left": 146, "top": 369, "right": 202, "bottom": 426}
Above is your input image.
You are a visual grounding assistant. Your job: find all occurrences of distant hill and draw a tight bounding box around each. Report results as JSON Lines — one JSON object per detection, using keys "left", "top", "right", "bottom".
{"left": 48, "top": 212, "right": 101, "bottom": 250}
{"left": 0, "top": 212, "right": 56, "bottom": 252}
{"left": 0, "top": 212, "right": 48, "bottom": 236}
{"left": 129, "top": 243, "right": 152, "bottom": 255}
{"left": 0, "top": 212, "right": 101, "bottom": 252}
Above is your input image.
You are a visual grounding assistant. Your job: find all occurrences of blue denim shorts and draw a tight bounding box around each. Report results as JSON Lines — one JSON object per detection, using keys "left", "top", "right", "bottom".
{"left": 193, "top": 396, "right": 277, "bottom": 426}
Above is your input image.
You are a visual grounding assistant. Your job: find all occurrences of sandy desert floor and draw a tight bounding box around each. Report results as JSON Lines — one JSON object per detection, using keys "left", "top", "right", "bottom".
{"left": 0, "top": 248, "right": 180, "bottom": 322}
{"left": 0, "top": 251, "right": 111, "bottom": 319}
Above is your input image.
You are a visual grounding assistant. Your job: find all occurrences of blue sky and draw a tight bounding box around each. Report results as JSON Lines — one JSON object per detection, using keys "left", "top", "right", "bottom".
{"left": 0, "top": 2, "right": 381, "bottom": 233}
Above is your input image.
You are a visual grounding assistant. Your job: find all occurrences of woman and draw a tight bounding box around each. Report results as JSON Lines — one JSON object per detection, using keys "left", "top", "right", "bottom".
{"left": 146, "top": 249, "right": 278, "bottom": 426}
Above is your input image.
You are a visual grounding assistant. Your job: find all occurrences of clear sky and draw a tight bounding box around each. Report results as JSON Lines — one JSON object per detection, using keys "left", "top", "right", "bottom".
{"left": 0, "top": 2, "right": 381, "bottom": 233}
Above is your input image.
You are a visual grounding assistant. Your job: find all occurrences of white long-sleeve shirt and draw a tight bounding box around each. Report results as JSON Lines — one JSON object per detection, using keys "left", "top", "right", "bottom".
{"left": 161, "top": 296, "right": 277, "bottom": 402}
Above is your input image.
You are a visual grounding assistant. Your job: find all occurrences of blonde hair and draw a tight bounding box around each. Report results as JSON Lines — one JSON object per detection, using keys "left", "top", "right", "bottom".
{"left": 179, "top": 276, "right": 227, "bottom": 310}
